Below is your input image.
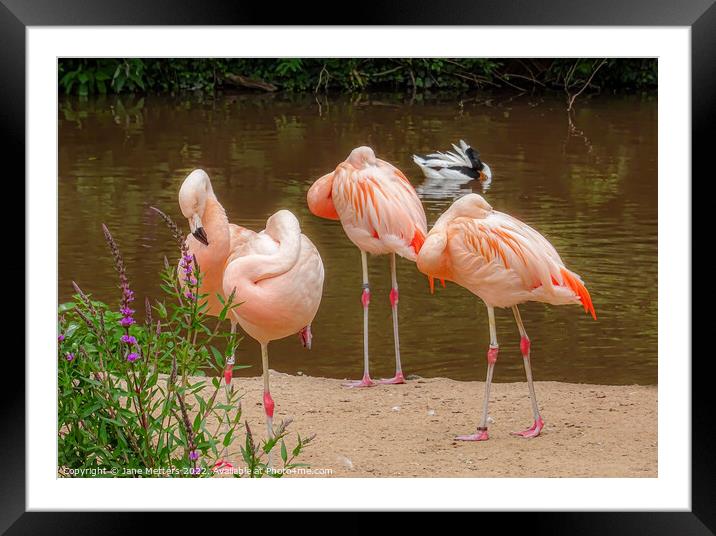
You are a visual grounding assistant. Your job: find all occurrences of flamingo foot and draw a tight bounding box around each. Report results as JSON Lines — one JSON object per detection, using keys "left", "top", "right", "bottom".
{"left": 342, "top": 375, "right": 376, "bottom": 388}
{"left": 376, "top": 371, "right": 406, "bottom": 385}
{"left": 511, "top": 417, "right": 544, "bottom": 438}
{"left": 212, "top": 459, "right": 234, "bottom": 473}
{"left": 455, "top": 429, "right": 489, "bottom": 442}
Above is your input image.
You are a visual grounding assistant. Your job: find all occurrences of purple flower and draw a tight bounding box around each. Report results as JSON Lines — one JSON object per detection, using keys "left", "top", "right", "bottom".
{"left": 125, "top": 289, "right": 135, "bottom": 302}
{"left": 184, "top": 291, "right": 195, "bottom": 300}
{"left": 189, "top": 450, "right": 199, "bottom": 461}
{"left": 65, "top": 352, "right": 75, "bottom": 362}
{"left": 127, "top": 352, "right": 140, "bottom": 362}
{"left": 120, "top": 307, "right": 135, "bottom": 316}
{"left": 58, "top": 334, "right": 65, "bottom": 343}
{"left": 120, "top": 317, "right": 136, "bottom": 327}
{"left": 121, "top": 334, "right": 137, "bottom": 344}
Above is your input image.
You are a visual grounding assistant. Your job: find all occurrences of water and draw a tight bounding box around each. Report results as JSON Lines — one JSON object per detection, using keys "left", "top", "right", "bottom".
{"left": 58, "top": 92, "right": 657, "bottom": 385}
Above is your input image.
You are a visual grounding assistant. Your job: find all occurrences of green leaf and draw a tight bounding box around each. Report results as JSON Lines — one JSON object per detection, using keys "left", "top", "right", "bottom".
{"left": 79, "top": 402, "right": 103, "bottom": 419}
{"left": 280, "top": 440, "right": 287, "bottom": 463}
{"left": 210, "top": 346, "right": 224, "bottom": 367}
{"left": 292, "top": 439, "right": 302, "bottom": 457}
{"left": 114, "top": 75, "right": 126, "bottom": 93}
{"left": 58, "top": 302, "right": 76, "bottom": 313}
{"left": 223, "top": 428, "right": 234, "bottom": 447}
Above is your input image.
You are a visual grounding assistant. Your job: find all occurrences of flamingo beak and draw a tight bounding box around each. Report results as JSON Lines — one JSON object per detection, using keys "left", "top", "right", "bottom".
{"left": 192, "top": 227, "right": 209, "bottom": 246}
{"left": 190, "top": 214, "right": 209, "bottom": 246}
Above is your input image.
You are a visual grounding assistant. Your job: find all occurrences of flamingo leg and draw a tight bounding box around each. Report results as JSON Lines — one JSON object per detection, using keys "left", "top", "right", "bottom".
{"left": 377, "top": 253, "right": 406, "bottom": 385}
{"left": 510, "top": 305, "right": 544, "bottom": 438}
{"left": 224, "top": 320, "right": 237, "bottom": 385}
{"left": 343, "top": 250, "right": 376, "bottom": 388}
{"left": 213, "top": 320, "right": 237, "bottom": 472}
{"left": 261, "top": 342, "right": 275, "bottom": 440}
{"left": 456, "top": 304, "right": 498, "bottom": 441}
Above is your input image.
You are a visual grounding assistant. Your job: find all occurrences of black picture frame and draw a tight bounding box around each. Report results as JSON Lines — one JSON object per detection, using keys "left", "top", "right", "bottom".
{"left": 6, "top": 0, "right": 706, "bottom": 532}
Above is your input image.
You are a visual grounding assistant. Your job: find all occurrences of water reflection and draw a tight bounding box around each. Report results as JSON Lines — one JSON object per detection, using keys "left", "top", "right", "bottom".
{"left": 58, "top": 92, "right": 657, "bottom": 385}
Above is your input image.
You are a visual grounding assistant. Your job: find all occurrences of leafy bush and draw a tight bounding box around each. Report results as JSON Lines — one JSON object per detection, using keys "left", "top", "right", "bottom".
{"left": 58, "top": 58, "right": 657, "bottom": 96}
{"left": 57, "top": 211, "right": 313, "bottom": 477}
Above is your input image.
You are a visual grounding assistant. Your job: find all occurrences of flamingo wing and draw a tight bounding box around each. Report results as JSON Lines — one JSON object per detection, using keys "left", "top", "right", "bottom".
{"left": 332, "top": 159, "right": 427, "bottom": 260}
{"left": 449, "top": 212, "right": 596, "bottom": 318}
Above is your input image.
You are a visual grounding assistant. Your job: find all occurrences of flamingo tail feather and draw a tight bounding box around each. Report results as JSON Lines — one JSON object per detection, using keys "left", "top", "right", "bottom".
{"left": 560, "top": 268, "right": 596, "bottom": 320}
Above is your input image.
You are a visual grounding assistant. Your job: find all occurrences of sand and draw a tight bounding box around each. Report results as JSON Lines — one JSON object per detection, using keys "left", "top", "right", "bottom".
{"left": 199, "top": 372, "right": 657, "bottom": 478}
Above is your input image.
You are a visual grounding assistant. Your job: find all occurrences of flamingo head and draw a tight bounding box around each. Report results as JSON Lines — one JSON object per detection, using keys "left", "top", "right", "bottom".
{"left": 442, "top": 193, "right": 493, "bottom": 222}
{"left": 179, "top": 169, "right": 212, "bottom": 246}
{"left": 346, "top": 146, "right": 377, "bottom": 169}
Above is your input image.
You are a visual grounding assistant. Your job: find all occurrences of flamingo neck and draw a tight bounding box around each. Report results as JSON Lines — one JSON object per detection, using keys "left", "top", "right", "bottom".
{"left": 202, "top": 195, "right": 231, "bottom": 260}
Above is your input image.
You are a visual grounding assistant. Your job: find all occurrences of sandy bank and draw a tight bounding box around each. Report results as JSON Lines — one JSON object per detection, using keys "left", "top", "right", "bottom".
{"left": 198, "top": 372, "right": 657, "bottom": 478}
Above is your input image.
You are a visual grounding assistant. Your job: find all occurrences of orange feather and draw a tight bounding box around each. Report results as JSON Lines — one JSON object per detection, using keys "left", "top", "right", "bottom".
{"left": 559, "top": 268, "right": 597, "bottom": 320}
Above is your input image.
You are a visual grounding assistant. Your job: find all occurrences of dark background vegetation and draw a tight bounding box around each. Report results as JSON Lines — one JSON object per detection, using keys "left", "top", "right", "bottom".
{"left": 58, "top": 58, "right": 657, "bottom": 96}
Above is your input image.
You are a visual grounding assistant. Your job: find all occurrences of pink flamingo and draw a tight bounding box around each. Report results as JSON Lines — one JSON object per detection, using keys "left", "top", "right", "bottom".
{"left": 222, "top": 210, "right": 324, "bottom": 438}
{"left": 178, "top": 169, "right": 248, "bottom": 374}
{"left": 416, "top": 194, "right": 596, "bottom": 440}
{"left": 178, "top": 169, "right": 324, "bottom": 440}
{"left": 307, "top": 146, "right": 427, "bottom": 387}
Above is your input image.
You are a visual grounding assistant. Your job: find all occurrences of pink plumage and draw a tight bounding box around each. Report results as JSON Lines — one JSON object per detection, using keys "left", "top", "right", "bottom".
{"left": 417, "top": 193, "right": 595, "bottom": 318}
{"left": 307, "top": 146, "right": 427, "bottom": 387}
{"left": 308, "top": 146, "right": 427, "bottom": 259}
{"left": 417, "top": 193, "right": 595, "bottom": 441}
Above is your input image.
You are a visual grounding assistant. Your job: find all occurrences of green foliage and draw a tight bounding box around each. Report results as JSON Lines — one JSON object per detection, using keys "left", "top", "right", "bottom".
{"left": 57, "top": 215, "right": 313, "bottom": 477}
{"left": 58, "top": 58, "right": 657, "bottom": 96}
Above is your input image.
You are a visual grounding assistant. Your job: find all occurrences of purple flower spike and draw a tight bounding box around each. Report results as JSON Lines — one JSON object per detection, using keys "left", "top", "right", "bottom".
{"left": 120, "top": 307, "right": 135, "bottom": 316}
{"left": 127, "top": 352, "right": 140, "bottom": 362}
{"left": 120, "top": 317, "right": 136, "bottom": 327}
{"left": 66, "top": 352, "right": 75, "bottom": 362}
{"left": 58, "top": 334, "right": 65, "bottom": 343}
{"left": 121, "top": 334, "right": 137, "bottom": 344}
{"left": 189, "top": 450, "right": 199, "bottom": 461}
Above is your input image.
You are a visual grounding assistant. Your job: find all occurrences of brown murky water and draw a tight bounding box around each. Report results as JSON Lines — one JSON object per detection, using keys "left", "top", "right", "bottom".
{"left": 58, "top": 92, "right": 657, "bottom": 385}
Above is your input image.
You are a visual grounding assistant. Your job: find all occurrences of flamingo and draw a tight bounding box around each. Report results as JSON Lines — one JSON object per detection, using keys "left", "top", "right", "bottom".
{"left": 307, "top": 146, "right": 427, "bottom": 387}
{"left": 177, "top": 169, "right": 244, "bottom": 378}
{"left": 416, "top": 193, "right": 596, "bottom": 440}
{"left": 413, "top": 140, "right": 493, "bottom": 197}
{"left": 178, "top": 169, "right": 325, "bottom": 441}
{"left": 222, "top": 210, "right": 324, "bottom": 439}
